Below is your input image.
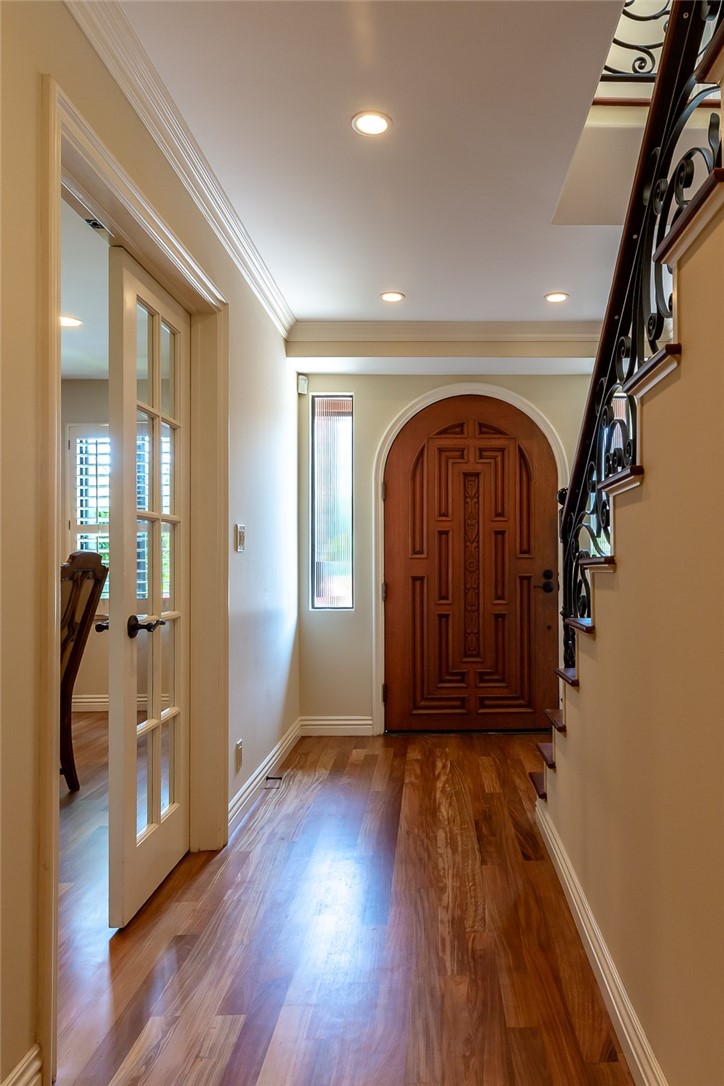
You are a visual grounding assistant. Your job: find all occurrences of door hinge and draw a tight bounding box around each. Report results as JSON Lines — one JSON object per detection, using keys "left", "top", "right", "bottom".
{"left": 382, "top": 683, "right": 387, "bottom": 704}
{"left": 381, "top": 480, "right": 387, "bottom": 501}
{"left": 381, "top": 581, "right": 387, "bottom": 601}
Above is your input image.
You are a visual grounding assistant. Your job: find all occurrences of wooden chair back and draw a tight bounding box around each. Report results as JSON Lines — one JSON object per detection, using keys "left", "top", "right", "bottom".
{"left": 60, "top": 550, "right": 108, "bottom": 792}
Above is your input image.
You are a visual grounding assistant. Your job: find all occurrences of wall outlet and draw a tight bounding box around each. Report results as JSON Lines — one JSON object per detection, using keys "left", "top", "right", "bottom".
{"left": 235, "top": 739, "right": 243, "bottom": 772}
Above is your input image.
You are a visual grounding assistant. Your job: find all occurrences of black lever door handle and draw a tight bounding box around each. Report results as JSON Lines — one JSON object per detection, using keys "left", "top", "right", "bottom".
{"left": 534, "top": 573, "right": 557, "bottom": 593}
{"left": 95, "top": 616, "right": 109, "bottom": 633}
{"left": 127, "top": 615, "right": 166, "bottom": 638}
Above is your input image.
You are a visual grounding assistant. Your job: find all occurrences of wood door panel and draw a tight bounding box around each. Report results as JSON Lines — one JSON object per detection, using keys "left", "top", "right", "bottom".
{"left": 384, "top": 396, "right": 557, "bottom": 731}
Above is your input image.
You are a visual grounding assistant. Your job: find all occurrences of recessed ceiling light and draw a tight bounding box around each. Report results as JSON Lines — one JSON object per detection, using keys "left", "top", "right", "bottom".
{"left": 352, "top": 111, "right": 391, "bottom": 136}
{"left": 380, "top": 291, "right": 405, "bottom": 303}
{"left": 544, "top": 292, "right": 569, "bottom": 304}
{"left": 60, "top": 315, "right": 83, "bottom": 327}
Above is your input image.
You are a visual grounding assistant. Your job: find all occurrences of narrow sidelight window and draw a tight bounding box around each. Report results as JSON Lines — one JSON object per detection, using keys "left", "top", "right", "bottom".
{"left": 311, "top": 395, "right": 353, "bottom": 608}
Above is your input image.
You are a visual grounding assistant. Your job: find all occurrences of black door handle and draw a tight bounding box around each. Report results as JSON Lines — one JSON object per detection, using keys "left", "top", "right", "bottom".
{"left": 127, "top": 614, "right": 166, "bottom": 638}
{"left": 534, "top": 570, "right": 557, "bottom": 593}
{"left": 95, "top": 617, "right": 109, "bottom": 633}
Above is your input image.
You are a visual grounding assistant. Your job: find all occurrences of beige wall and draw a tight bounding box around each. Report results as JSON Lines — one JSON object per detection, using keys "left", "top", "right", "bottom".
{"left": 1, "top": 3, "right": 299, "bottom": 1076}
{"left": 298, "top": 373, "right": 589, "bottom": 721}
{"left": 547, "top": 211, "right": 724, "bottom": 1084}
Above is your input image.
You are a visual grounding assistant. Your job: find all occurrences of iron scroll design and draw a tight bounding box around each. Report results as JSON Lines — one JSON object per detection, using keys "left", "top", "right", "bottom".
{"left": 602, "top": 0, "right": 717, "bottom": 82}
{"left": 561, "top": 0, "right": 723, "bottom": 672}
{"left": 602, "top": 0, "right": 673, "bottom": 81}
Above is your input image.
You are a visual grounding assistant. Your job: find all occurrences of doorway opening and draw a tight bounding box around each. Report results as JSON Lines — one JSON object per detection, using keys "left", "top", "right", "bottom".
{"left": 58, "top": 197, "right": 113, "bottom": 1006}
{"left": 43, "top": 81, "right": 231, "bottom": 1084}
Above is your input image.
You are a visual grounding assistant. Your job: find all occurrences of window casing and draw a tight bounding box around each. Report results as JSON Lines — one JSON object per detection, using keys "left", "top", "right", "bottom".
{"left": 311, "top": 395, "right": 353, "bottom": 609}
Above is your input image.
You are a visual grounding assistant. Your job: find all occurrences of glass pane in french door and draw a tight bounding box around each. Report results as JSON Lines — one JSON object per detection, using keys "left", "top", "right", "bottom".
{"left": 161, "top": 522, "right": 174, "bottom": 607}
{"left": 160, "top": 320, "right": 175, "bottom": 417}
{"left": 136, "top": 412, "right": 152, "bottom": 513}
{"left": 137, "top": 730, "right": 151, "bottom": 836}
{"left": 161, "top": 422, "right": 174, "bottom": 515}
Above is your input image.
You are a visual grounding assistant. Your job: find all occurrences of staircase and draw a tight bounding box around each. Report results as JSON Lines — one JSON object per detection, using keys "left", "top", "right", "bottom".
{"left": 531, "top": 1, "right": 724, "bottom": 803}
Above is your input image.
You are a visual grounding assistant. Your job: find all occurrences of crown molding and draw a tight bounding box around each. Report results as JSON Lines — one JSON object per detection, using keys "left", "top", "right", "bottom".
{"left": 286, "top": 321, "right": 601, "bottom": 368}
{"left": 65, "top": 0, "right": 294, "bottom": 336}
{"left": 287, "top": 319, "right": 602, "bottom": 345}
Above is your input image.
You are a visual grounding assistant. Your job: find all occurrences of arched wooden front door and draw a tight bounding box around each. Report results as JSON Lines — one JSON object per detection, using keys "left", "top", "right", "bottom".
{"left": 383, "top": 395, "right": 558, "bottom": 731}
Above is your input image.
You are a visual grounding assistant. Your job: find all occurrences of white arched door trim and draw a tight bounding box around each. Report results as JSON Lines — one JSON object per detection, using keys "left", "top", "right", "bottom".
{"left": 370, "top": 382, "right": 570, "bottom": 735}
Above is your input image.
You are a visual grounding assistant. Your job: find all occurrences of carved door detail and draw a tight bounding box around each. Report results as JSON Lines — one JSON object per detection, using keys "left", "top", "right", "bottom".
{"left": 384, "top": 395, "right": 558, "bottom": 731}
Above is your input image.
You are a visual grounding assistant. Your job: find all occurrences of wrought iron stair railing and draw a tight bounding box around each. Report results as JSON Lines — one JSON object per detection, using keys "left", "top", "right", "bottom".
{"left": 602, "top": 0, "right": 674, "bottom": 83}
{"left": 560, "top": 0, "right": 724, "bottom": 679}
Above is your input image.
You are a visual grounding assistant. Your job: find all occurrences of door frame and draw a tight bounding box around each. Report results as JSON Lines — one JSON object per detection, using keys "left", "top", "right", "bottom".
{"left": 370, "top": 383, "right": 570, "bottom": 736}
{"left": 39, "top": 79, "right": 229, "bottom": 1082}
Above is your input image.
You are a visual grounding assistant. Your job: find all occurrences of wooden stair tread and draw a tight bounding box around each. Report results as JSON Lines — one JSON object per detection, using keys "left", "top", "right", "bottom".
{"left": 529, "top": 770, "right": 547, "bottom": 801}
{"left": 598, "top": 465, "right": 644, "bottom": 495}
{"left": 536, "top": 742, "right": 556, "bottom": 769}
{"left": 579, "top": 555, "right": 616, "bottom": 571}
{"left": 544, "top": 708, "right": 566, "bottom": 734}
{"left": 564, "top": 616, "right": 595, "bottom": 635}
{"left": 555, "top": 667, "right": 579, "bottom": 688}
{"left": 622, "top": 342, "right": 681, "bottom": 397}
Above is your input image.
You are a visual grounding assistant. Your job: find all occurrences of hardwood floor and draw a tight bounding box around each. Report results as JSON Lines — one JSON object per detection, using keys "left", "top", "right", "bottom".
{"left": 58, "top": 720, "right": 633, "bottom": 1085}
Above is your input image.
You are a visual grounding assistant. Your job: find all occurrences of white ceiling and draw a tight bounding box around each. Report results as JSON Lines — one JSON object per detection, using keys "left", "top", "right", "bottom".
{"left": 116, "top": 0, "right": 624, "bottom": 329}
{"left": 63, "top": 0, "right": 649, "bottom": 378}
{"left": 61, "top": 199, "right": 109, "bottom": 379}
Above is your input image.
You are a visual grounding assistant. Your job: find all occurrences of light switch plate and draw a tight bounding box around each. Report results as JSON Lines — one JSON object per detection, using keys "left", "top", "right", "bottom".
{"left": 234, "top": 523, "right": 246, "bottom": 552}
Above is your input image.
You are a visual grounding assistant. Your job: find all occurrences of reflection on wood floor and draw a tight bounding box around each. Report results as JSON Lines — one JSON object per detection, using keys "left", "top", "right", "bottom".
{"left": 58, "top": 722, "right": 634, "bottom": 1085}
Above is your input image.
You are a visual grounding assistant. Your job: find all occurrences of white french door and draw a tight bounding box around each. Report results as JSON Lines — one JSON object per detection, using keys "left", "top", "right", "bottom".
{"left": 108, "top": 247, "right": 190, "bottom": 927}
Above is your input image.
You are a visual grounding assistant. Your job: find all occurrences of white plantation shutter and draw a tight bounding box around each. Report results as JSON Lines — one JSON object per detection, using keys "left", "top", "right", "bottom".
{"left": 68, "top": 423, "right": 160, "bottom": 601}
{"left": 70, "top": 425, "right": 111, "bottom": 598}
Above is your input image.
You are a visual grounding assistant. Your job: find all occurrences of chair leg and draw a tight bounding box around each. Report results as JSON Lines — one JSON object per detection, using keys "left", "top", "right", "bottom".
{"left": 60, "top": 691, "right": 80, "bottom": 792}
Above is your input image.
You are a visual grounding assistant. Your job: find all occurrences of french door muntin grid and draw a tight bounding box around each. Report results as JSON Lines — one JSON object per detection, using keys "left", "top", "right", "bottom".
{"left": 135, "top": 300, "right": 182, "bottom": 839}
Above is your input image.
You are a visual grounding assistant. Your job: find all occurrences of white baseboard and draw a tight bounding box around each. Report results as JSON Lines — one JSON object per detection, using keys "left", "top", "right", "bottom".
{"left": 72, "top": 695, "right": 170, "bottom": 712}
{"left": 2, "top": 1046, "right": 42, "bottom": 1086}
{"left": 536, "top": 805, "right": 669, "bottom": 1086}
{"left": 72, "top": 693, "right": 109, "bottom": 712}
{"left": 227, "top": 717, "right": 302, "bottom": 833}
{"left": 298, "top": 716, "right": 374, "bottom": 736}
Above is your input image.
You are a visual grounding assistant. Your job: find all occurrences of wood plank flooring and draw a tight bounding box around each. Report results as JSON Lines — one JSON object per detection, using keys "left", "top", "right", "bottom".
{"left": 58, "top": 719, "right": 634, "bottom": 1085}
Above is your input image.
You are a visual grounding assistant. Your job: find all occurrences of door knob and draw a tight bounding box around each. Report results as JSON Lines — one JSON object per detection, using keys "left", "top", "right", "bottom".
{"left": 127, "top": 614, "right": 166, "bottom": 638}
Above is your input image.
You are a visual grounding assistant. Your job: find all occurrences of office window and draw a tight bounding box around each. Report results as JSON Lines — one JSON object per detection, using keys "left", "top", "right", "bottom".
{"left": 311, "top": 395, "right": 353, "bottom": 608}
{"left": 67, "top": 424, "right": 168, "bottom": 601}
{"left": 69, "top": 425, "right": 111, "bottom": 598}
